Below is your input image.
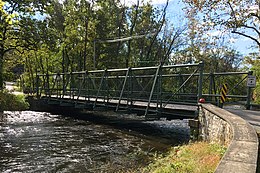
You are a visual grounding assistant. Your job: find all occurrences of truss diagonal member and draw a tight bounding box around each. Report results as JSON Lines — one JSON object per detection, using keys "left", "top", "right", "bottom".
{"left": 227, "top": 75, "right": 248, "bottom": 95}
{"left": 76, "top": 71, "right": 88, "bottom": 105}
{"left": 116, "top": 67, "right": 131, "bottom": 112}
{"left": 50, "top": 73, "right": 59, "bottom": 99}
{"left": 145, "top": 65, "right": 161, "bottom": 117}
{"left": 93, "top": 70, "right": 107, "bottom": 109}
{"left": 133, "top": 72, "right": 155, "bottom": 100}
{"left": 63, "top": 73, "right": 72, "bottom": 99}
{"left": 162, "top": 67, "right": 199, "bottom": 108}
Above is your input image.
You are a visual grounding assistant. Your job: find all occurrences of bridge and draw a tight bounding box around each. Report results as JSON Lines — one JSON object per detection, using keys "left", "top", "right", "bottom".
{"left": 34, "top": 62, "right": 253, "bottom": 120}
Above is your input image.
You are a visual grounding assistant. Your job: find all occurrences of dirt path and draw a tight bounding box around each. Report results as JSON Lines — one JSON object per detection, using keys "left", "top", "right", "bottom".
{"left": 4, "top": 81, "right": 23, "bottom": 95}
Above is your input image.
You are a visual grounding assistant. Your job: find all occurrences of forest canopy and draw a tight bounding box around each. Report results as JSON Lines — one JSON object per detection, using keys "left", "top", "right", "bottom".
{"left": 0, "top": 0, "right": 259, "bottom": 102}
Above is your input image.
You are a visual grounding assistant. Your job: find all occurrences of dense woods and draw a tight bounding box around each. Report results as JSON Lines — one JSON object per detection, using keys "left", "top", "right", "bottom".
{"left": 0, "top": 0, "right": 259, "bottom": 102}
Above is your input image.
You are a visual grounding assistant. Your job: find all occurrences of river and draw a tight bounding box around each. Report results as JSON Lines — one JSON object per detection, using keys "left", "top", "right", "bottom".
{"left": 0, "top": 111, "right": 189, "bottom": 173}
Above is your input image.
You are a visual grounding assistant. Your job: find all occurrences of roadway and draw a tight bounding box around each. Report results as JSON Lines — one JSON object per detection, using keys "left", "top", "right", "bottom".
{"left": 225, "top": 107, "right": 260, "bottom": 134}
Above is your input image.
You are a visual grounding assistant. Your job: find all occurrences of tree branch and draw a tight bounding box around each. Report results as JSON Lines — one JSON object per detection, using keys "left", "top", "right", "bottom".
{"left": 227, "top": 1, "right": 260, "bottom": 47}
{"left": 241, "top": 24, "right": 260, "bottom": 37}
{"left": 250, "top": 13, "right": 260, "bottom": 22}
{"left": 232, "top": 30, "right": 260, "bottom": 47}
{"left": 147, "top": 0, "right": 169, "bottom": 60}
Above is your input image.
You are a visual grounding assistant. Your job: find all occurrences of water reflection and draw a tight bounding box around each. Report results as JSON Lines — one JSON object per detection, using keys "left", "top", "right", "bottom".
{"left": 0, "top": 111, "right": 189, "bottom": 173}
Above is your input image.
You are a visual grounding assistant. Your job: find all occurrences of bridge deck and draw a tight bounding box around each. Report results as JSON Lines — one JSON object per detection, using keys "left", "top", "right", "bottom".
{"left": 44, "top": 95, "right": 198, "bottom": 120}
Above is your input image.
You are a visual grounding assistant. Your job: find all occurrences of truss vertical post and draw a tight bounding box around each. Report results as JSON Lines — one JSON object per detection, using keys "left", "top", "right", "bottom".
{"left": 46, "top": 73, "right": 50, "bottom": 98}
{"left": 84, "top": 71, "right": 88, "bottom": 102}
{"left": 87, "top": 72, "right": 91, "bottom": 102}
{"left": 128, "top": 69, "right": 133, "bottom": 111}
{"left": 69, "top": 72, "right": 74, "bottom": 99}
{"left": 106, "top": 71, "right": 109, "bottom": 105}
{"left": 197, "top": 61, "right": 204, "bottom": 102}
{"left": 145, "top": 65, "right": 161, "bottom": 117}
{"left": 246, "top": 71, "right": 253, "bottom": 110}
{"left": 36, "top": 75, "right": 40, "bottom": 98}
{"left": 116, "top": 68, "right": 131, "bottom": 112}
{"left": 209, "top": 72, "right": 214, "bottom": 102}
{"left": 156, "top": 66, "right": 162, "bottom": 117}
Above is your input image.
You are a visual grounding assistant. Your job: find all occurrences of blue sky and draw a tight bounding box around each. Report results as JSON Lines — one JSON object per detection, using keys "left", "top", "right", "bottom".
{"left": 149, "top": 0, "right": 257, "bottom": 56}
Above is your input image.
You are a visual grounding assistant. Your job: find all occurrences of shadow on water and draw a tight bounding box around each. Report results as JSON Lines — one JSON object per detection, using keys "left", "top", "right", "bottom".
{"left": 49, "top": 107, "right": 190, "bottom": 145}
{"left": 0, "top": 109, "right": 190, "bottom": 173}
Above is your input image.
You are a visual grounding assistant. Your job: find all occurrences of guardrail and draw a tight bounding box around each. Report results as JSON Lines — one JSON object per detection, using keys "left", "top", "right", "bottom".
{"left": 28, "top": 62, "right": 254, "bottom": 115}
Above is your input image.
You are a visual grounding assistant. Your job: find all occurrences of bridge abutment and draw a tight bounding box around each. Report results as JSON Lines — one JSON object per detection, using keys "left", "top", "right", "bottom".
{"left": 198, "top": 104, "right": 258, "bottom": 173}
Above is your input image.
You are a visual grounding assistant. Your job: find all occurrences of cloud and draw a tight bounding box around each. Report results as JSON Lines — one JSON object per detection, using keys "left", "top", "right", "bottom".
{"left": 207, "top": 30, "right": 222, "bottom": 37}
{"left": 229, "top": 37, "right": 237, "bottom": 43}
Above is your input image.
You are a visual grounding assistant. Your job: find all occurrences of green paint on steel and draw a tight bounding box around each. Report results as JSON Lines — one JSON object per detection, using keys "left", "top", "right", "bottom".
{"left": 34, "top": 62, "right": 254, "bottom": 118}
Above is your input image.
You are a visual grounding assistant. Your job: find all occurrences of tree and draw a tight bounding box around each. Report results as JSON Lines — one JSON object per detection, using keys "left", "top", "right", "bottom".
{"left": 0, "top": 0, "right": 50, "bottom": 89}
{"left": 182, "top": 0, "right": 260, "bottom": 50}
{"left": 244, "top": 52, "right": 260, "bottom": 103}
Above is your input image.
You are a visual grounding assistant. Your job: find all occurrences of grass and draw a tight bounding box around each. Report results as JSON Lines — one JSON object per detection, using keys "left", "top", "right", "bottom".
{"left": 141, "top": 142, "right": 226, "bottom": 173}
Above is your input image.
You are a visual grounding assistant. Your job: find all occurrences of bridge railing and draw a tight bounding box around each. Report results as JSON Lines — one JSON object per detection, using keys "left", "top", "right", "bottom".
{"left": 36, "top": 62, "right": 204, "bottom": 116}
{"left": 35, "top": 62, "right": 253, "bottom": 117}
{"left": 201, "top": 71, "right": 253, "bottom": 109}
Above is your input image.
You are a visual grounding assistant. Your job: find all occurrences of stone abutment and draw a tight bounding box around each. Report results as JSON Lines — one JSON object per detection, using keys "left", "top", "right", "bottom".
{"left": 199, "top": 104, "right": 258, "bottom": 173}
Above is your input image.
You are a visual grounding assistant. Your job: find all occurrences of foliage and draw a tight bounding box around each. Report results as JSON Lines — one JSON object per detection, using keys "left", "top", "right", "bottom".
{"left": 0, "top": 0, "right": 250, "bottom": 93}
{"left": 141, "top": 142, "right": 226, "bottom": 173}
{"left": 244, "top": 53, "right": 260, "bottom": 103}
{"left": 0, "top": 90, "right": 29, "bottom": 111}
{"left": 182, "top": 0, "right": 260, "bottom": 49}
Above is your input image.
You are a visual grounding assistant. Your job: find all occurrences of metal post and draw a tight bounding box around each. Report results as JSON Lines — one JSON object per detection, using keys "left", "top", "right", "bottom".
{"left": 145, "top": 65, "right": 161, "bottom": 117}
{"left": 70, "top": 74, "right": 72, "bottom": 99}
{"left": 105, "top": 71, "right": 109, "bottom": 105}
{"left": 93, "top": 40, "right": 96, "bottom": 69}
{"left": 157, "top": 66, "right": 162, "bottom": 117}
{"left": 209, "top": 73, "right": 213, "bottom": 99}
{"left": 46, "top": 73, "right": 50, "bottom": 98}
{"left": 197, "top": 61, "right": 204, "bottom": 102}
{"left": 36, "top": 75, "right": 40, "bottom": 98}
{"left": 246, "top": 71, "right": 253, "bottom": 110}
{"left": 129, "top": 69, "right": 133, "bottom": 111}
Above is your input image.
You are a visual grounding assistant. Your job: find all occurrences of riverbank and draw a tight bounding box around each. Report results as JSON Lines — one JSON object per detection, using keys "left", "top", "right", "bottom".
{"left": 49, "top": 110, "right": 226, "bottom": 173}
{"left": 140, "top": 141, "right": 226, "bottom": 173}
{"left": 0, "top": 90, "right": 29, "bottom": 112}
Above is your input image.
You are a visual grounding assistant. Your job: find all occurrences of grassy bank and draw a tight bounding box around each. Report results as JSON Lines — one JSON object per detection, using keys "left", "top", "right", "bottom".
{"left": 0, "top": 90, "right": 29, "bottom": 111}
{"left": 140, "top": 142, "right": 226, "bottom": 173}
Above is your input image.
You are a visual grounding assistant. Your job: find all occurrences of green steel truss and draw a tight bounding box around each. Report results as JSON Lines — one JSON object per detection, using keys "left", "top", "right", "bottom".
{"left": 34, "top": 62, "right": 253, "bottom": 119}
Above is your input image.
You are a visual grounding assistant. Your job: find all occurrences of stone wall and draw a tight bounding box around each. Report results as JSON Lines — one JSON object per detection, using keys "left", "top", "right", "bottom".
{"left": 199, "top": 104, "right": 258, "bottom": 173}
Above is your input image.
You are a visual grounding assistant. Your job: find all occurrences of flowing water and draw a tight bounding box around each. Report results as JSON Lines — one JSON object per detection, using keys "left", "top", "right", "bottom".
{"left": 0, "top": 111, "right": 189, "bottom": 173}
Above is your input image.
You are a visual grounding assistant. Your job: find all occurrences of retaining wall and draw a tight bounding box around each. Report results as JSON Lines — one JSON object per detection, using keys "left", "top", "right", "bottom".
{"left": 199, "top": 104, "right": 258, "bottom": 173}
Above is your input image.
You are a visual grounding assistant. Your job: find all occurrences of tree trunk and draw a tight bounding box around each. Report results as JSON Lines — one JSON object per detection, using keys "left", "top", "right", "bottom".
{"left": 0, "top": 49, "right": 4, "bottom": 89}
{"left": 0, "top": 58, "right": 3, "bottom": 89}
{"left": 126, "top": 0, "right": 139, "bottom": 67}
{"left": 83, "top": 17, "right": 89, "bottom": 71}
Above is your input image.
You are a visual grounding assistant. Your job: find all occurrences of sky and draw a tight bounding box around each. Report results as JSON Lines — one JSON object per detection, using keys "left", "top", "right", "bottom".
{"left": 146, "top": 0, "right": 257, "bottom": 56}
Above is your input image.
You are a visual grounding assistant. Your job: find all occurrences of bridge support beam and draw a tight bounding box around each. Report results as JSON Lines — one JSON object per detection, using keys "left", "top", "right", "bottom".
{"left": 246, "top": 71, "right": 253, "bottom": 110}
{"left": 197, "top": 61, "right": 204, "bottom": 102}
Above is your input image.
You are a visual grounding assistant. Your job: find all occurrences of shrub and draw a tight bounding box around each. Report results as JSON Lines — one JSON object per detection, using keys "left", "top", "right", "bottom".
{"left": 0, "top": 90, "right": 29, "bottom": 111}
